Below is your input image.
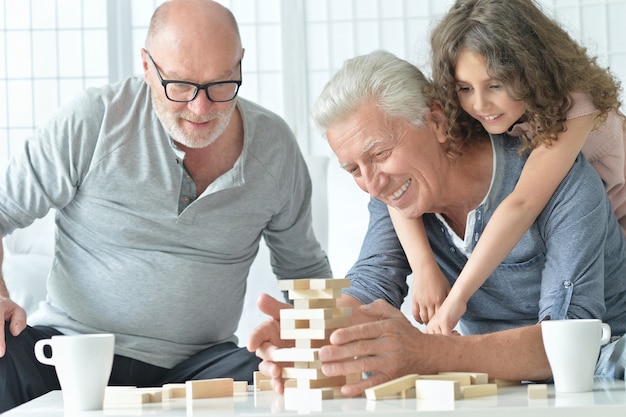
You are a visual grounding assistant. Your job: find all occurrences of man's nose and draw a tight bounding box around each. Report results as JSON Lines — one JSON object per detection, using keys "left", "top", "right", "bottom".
{"left": 187, "top": 90, "right": 213, "bottom": 115}
{"left": 360, "top": 165, "right": 385, "bottom": 197}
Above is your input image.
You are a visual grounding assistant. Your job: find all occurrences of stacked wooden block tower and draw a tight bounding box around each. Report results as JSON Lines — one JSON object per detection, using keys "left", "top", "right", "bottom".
{"left": 272, "top": 277, "right": 358, "bottom": 404}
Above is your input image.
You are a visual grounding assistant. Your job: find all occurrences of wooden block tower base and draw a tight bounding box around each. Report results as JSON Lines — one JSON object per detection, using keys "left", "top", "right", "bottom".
{"left": 275, "top": 278, "right": 353, "bottom": 406}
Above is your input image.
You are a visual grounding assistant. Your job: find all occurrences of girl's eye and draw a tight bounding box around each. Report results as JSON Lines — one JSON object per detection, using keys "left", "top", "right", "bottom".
{"left": 456, "top": 85, "right": 471, "bottom": 93}
{"left": 489, "top": 84, "right": 502, "bottom": 89}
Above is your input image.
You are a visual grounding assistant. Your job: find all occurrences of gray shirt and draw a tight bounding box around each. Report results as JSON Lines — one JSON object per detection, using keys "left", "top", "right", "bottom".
{"left": 344, "top": 135, "right": 626, "bottom": 337}
{"left": 0, "top": 77, "right": 331, "bottom": 367}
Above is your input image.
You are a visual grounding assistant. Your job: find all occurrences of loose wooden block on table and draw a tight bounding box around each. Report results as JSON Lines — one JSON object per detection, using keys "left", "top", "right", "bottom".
{"left": 186, "top": 378, "right": 234, "bottom": 400}
{"left": 254, "top": 371, "right": 272, "bottom": 391}
{"left": 490, "top": 378, "right": 522, "bottom": 387}
{"left": 461, "top": 383, "right": 498, "bottom": 398}
{"left": 439, "top": 372, "right": 489, "bottom": 385}
{"left": 365, "top": 374, "right": 420, "bottom": 400}
{"left": 415, "top": 379, "right": 462, "bottom": 401}
{"left": 104, "top": 387, "right": 162, "bottom": 406}
{"left": 233, "top": 380, "right": 248, "bottom": 393}
{"left": 527, "top": 383, "right": 548, "bottom": 399}
{"left": 162, "top": 383, "right": 186, "bottom": 400}
{"left": 418, "top": 374, "right": 473, "bottom": 386}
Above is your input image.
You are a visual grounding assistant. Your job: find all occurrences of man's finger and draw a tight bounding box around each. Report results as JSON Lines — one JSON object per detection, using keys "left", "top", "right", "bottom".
{"left": 256, "top": 293, "right": 290, "bottom": 320}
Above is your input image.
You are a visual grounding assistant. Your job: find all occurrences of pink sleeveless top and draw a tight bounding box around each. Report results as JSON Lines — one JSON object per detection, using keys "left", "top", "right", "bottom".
{"left": 509, "top": 92, "right": 626, "bottom": 235}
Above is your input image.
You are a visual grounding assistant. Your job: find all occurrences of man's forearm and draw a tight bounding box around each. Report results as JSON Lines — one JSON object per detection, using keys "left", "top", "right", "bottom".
{"left": 0, "top": 241, "right": 8, "bottom": 298}
{"left": 440, "top": 324, "right": 552, "bottom": 381}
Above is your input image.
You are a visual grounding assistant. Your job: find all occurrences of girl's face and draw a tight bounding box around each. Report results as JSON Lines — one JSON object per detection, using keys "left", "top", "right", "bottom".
{"left": 454, "top": 48, "right": 526, "bottom": 134}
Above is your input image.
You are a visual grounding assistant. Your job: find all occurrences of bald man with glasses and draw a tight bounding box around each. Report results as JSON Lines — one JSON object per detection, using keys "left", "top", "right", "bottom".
{"left": 0, "top": 0, "right": 330, "bottom": 412}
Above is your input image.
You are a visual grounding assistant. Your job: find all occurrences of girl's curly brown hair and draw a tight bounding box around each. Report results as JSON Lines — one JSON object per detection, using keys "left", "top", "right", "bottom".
{"left": 429, "top": 0, "right": 623, "bottom": 155}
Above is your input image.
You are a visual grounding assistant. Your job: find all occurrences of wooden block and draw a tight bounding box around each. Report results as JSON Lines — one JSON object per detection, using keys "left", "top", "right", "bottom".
{"left": 293, "top": 298, "right": 337, "bottom": 309}
{"left": 233, "top": 381, "right": 248, "bottom": 393}
{"left": 280, "top": 307, "right": 351, "bottom": 320}
{"left": 254, "top": 371, "right": 272, "bottom": 391}
{"left": 309, "top": 316, "right": 351, "bottom": 329}
{"left": 489, "top": 378, "right": 522, "bottom": 387}
{"left": 527, "top": 383, "right": 548, "bottom": 399}
{"left": 288, "top": 288, "right": 343, "bottom": 300}
{"left": 278, "top": 278, "right": 350, "bottom": 291}
{"left": 104, "top": 387, "right": 162, "bottom": 406}
{"left": 364, "top": 374, "right": 420, "bottom": 400}
{"left": 294, "top": 360, "right": 322, "bottom": 369}
{"left": 283, "top": 387, "right": 335, "bottom": 411}
{"left": 162, "top": 383, "right": 186, "bottom": 400}
{"left": 418, "top": 374, "right": 472, "bottom": 386}
{"left": 282, "top": 366, "right": 325, "bottom": 380}
{"left": 346, "top": 372, "right": 362, "bottom": 384}
{"left": 461, "top": 383, "right": 497, "bottom": 398}
{"left": 296, "top": 375, "right": 346, "bottom": 389}
{"left": 415, "top": 380, "right": 461, "bottom": 401}
{"left": 438, "top": 372, "right": 489, "bottom": 385}
{"left": 281, "top": 327, "right": 333, "bottom": 340}
{"left": 284, "top": 387, "right": 334, "bottom": 401}
{"left": 281, "top": 317, "right": 351, "bottom": 330}
{"left": 186, "top": 378, "right": 233, "bottom": 401}
{"left": 280, "top": 319, "right": 310, "bottom": 330}
{"left": 272, "top": 347, "right": 320, "bottom": 362}
{"left": 295, "top": 338, "right": 328, "bottom": 348}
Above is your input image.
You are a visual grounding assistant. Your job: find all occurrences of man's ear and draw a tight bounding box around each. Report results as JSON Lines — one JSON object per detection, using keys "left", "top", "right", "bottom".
{"left": 141, "top": 48, "right": 150, "bottom": 81}
{"left": 427, "top": 102, "right": 448, "bottom": 143}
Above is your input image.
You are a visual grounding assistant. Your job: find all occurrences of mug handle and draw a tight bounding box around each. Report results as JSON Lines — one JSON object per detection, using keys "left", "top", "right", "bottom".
{"left": 600, "top": 323, "right": 612, "bottom": 345}
{"left": 34, "top": 339, "right": 55, "bottom": 366}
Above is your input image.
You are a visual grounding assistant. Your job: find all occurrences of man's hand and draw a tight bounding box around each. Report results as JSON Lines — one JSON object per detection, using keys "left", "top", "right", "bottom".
{"left": 318, "top": 299, "right": 428, "bottom": 397}
{"left": 0, "top": 296, "right": 27, "bottom": 357}
{"left": 246, "top": 293, "right": 294, "bottom": 394}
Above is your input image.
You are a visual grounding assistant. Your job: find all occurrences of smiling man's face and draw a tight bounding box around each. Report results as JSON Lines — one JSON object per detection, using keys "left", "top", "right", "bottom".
{"left": 326, "top": 101, "right": 448, "bottom": 219}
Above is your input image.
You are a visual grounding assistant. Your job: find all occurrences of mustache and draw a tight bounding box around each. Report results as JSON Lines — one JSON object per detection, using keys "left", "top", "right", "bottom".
{"left": 176, "top": 112, "right": 219, "bottom": 123}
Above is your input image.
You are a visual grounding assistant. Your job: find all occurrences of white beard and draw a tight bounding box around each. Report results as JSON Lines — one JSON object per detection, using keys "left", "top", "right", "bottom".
{"left": 152, "top": 89, "right": 236, "bottom": 149}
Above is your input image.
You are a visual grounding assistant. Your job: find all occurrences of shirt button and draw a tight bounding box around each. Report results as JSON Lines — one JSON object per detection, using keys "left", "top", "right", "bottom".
{"left": 449, "top": 247, "right": 456, "bottom": 253}
{"left": 183, "top": 196, "right": 191, "bottom": 204}
{"left": 563, "top": 280, "right": 572, "bottom": 288}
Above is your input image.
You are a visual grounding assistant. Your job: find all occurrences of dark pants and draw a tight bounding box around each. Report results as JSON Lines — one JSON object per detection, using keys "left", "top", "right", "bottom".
{"left": 0, "top": 322, "right": 261, "bottom": 413}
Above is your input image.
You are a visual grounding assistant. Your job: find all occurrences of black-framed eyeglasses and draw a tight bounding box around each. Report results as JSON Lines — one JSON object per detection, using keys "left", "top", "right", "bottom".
{"left": 147, "top": 51, "right": 242, "bottom": 103}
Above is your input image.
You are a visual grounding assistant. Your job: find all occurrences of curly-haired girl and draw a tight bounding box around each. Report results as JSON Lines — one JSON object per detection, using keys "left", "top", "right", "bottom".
{"left": 390, "top": 0, "right": 626, "bottom": 335}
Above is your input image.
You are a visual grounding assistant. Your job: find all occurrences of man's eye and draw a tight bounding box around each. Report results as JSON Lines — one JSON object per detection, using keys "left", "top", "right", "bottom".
{"left": 373, "top": 150, "right": 391, "bottom": 160}
{"left": 347, "top": 166, "right": 360, "bottom": 176}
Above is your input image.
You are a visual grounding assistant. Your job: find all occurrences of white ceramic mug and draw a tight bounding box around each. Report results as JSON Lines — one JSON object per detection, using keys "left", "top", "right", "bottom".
{"left": 541, "top": 319, "right": 611, "bottom": 393}
{"left": 34, "top": 333, "right": 115, "bottom": 411}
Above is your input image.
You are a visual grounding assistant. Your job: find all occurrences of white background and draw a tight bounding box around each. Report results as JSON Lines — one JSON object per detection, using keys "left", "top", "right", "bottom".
{"left": 1, "top": 0, "right": 625, "bottom": 165}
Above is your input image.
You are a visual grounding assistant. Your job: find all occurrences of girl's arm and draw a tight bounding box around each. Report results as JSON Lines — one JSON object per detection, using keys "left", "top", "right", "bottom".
{"left": 426, "top": 114, "right": 595, "bottom": 335}
{"left": 388, "top": 207, "right": 450, "bottom": 324}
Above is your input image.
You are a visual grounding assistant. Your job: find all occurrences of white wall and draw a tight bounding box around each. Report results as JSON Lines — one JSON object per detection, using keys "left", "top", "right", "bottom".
{"left": 2, "top": 0, "right": 625, "bottom": 167}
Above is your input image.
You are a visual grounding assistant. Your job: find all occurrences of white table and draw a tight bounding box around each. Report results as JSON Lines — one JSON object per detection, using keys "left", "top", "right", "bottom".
{"left": 4, "top": 378, "right": 626, "bottom": 416}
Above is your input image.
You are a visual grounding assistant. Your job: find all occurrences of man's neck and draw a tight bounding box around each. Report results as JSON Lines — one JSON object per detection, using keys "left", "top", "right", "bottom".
{"left": 438, "top": 137, "right": 493, "bottom": 236}
{"left": 177, "top": 108, "right": 244, "bottom": 195}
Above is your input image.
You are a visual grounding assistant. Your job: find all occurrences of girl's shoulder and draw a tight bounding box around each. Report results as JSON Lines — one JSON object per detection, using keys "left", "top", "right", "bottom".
{"left": 567, "top": 92, "right": 597, "bottom": 120}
